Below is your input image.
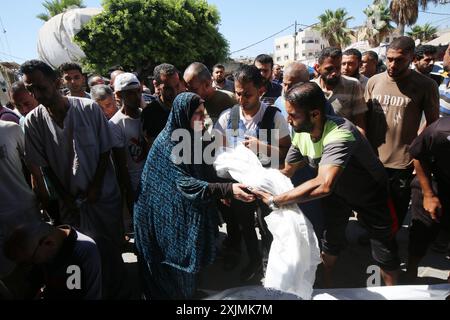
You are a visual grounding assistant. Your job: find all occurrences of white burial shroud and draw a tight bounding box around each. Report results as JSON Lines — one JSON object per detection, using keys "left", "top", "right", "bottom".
{"left": 214, "top": 144, "right": 321, "bottom": 300}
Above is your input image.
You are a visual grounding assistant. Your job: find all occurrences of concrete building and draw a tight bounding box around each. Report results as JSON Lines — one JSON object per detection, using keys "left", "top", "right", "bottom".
{"left": 273, "top": 28, "right": 328, "bottom": 66}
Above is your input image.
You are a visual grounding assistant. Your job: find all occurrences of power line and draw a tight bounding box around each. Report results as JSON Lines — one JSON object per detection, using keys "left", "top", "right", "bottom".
{"left": 419, "top": 10, "right": 450, "bottom": 16}
{"left": 0, "top": 50, "right": 26, "bottom": 62}
{"left": 429, "top": 15, "right": 450, "bottom": 25}
{"left": 230, "top": 23, "right": 295, "bottom": 55}
{"left": 0, "top": 15, "right": 11, "bottom": 55}
{"left": 435, "top": 16, "right": 450, "bottom": 27}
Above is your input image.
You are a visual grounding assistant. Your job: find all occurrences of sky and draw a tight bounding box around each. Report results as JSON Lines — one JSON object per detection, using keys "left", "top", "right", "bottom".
{"left": 0, "top": 0, "right": 449, "bottom": 63}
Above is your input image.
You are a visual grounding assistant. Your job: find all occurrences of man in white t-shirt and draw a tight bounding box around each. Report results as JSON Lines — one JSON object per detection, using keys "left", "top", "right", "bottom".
{"left": 215, "top": 66, "right": 291, "bottom": 167}
{"left": 214, "top": 65, "right": 291, "bottom": 282}
{"left": 109, "top": 73, "right": 149, "bottom": 194}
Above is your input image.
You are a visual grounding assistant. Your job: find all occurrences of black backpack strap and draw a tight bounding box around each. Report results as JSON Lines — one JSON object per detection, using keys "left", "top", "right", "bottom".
{"left": 228, "top": 104, "right": 241, "bottom": 137}
{"left": 257, "top": 106, "right": 280, "bottom": 144}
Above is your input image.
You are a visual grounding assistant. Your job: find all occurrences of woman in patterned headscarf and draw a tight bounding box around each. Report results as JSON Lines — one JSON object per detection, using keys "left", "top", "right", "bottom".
{"left": 134, "top": 92, "right": 254, "bottom": 300}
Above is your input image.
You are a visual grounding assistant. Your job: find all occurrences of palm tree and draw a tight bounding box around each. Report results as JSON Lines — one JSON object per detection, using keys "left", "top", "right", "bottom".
{"left": 389, "top": 0, "right": 419, "bottom": 35}
{"left": 362, "top": 0, "right": 395, "bottom": 47}
{"left": 406, "top": 23, "right": 438, "bottom": 42}
{"left": 390, "top": 0, "right": 447, "bottom": 35}
{"left": 313, "top": 8, "right": 354, "bottom": 49}
{"left": 37, "top": 0, "right": 86, "bottom": 22}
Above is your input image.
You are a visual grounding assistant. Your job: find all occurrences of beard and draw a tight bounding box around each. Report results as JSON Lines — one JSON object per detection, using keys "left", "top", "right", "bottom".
{"left": 323, "top": 76, "right": 340, "bottom": 87}
{"left": 293, "top": 120, "right": 314, "bottom": 133}
{"left": 162, "top": 88, "right": 176, "bottom": 103}
{"left": 421, "top": 65, "right": 433, "bottom": 74}
{"left": 215, "top": 77, "right": 225, "bottom": 84}
{"left": 388, "top": 65, "right": 409, "bottom": 78}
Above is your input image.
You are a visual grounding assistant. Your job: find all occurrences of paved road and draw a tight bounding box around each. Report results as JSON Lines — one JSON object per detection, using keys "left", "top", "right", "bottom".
{"left": 122, "top": 213, "right": 450, "bottom": 299}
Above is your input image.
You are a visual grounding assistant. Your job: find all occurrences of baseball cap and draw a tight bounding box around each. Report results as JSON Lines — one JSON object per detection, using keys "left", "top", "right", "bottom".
{"left": 114, "top": 72, "right": 141, "bottom": 92}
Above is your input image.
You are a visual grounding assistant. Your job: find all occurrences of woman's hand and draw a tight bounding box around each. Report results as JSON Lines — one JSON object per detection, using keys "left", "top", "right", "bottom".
{"left": 232, "top": 184, "right": 256, "bottom": 203}
{"left": 250, "top": 188, "right": 273, "bottom": 206}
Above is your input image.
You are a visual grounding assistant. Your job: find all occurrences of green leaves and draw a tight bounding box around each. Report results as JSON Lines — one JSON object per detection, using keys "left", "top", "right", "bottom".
{"left": 37, "top": 0, "right": 86, "bottom": 21}
{"left": 362, "top": 0, "right": 395, "bottom": 47}
{"left": 314, "top": 8, "right": 354, "bottom": 49}
{"left": 75, "top": 0, "right": 228, "bottom": 76}
{"left": 407, "top": 23, "right": 438, "bottom": 42}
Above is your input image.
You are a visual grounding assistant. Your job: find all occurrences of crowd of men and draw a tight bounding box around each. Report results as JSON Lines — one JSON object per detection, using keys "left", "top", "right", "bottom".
{"left": 0, "top": 35, "right": 449, "bottom": 299}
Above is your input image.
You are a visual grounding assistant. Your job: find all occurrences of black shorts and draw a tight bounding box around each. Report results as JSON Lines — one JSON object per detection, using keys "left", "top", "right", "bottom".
{"left": 321, "top": 190, "right": 400, "bottom": 271}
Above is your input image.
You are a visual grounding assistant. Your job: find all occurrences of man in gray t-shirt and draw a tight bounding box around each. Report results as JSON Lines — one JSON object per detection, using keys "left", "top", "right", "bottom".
{"left": 21, "top": 60, "right": 126, "bottom": 298}
{"left": 314, "top": 47, "right": 367, "bottom": 134}
{"left": 22, "top": 60, "right": 122, "bottom": 245}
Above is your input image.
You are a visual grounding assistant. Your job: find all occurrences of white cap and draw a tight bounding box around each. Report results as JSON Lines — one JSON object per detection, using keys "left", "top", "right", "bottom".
{"left": 114, "top": 72, "right": 141, "bottom": 92}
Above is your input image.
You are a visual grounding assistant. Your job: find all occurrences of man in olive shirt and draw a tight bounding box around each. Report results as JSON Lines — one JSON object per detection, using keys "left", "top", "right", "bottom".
{"left": 365, "top": 36, "right": 440, "bottom": 225}
{"left": 183, "top": 62, "right": 237, "bottom": 125}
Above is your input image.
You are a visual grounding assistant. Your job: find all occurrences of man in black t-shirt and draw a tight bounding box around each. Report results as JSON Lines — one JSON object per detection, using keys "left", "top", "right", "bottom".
{"left": 406, "top": 117, "right": 450, "bottom": 282}
{"left": 254, "top": 54, "right": 282, "bottom": 107}
{"left": 141, "top": 63, "right": 185, "bottom": 145}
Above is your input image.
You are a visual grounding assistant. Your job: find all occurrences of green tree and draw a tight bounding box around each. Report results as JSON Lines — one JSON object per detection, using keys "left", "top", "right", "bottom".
{"left": 74, "top": 0, "right": 229, "bottom": 76}
{"left": 407, "top": 23, "right": 438, "bottom": 42}
{"left": 313, "top": 8, "right": 354, "bottom": 49}
{"left": 390, "top": 0, "right": 446, "bottom": 35}
{"left": 37, "top": 0, "right": 86, "bottom": 22}
{"left": 362, "top": 0, "right": 395, "bottom": 47}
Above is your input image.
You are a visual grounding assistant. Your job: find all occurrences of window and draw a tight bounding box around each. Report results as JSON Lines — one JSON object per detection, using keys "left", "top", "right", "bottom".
{"left": 284, "top": 55, "right": 289, "bottom": 60}
{"left": 276, "top": 45, "right": 281, "bottom": 50}
{"left": 276, "top": 57, "right": 281, "bottom": 62}
{"left": 302, "top": 40, "right": 305, "bottom": 44}
{"left": 284, "top": 43, "right": 289, "bottom": 49}
{"left": 385, "top": 37, "right": 390, "bottom": 43}
{"left": 315, "top": 39, "right": 319, "bottom": 44}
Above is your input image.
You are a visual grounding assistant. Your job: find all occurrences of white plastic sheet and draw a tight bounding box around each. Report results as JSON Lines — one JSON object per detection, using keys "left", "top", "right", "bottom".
{"left": 214, "top": 144, "right": 321, "bottom": 300}
{"left": 312, "top": 284, "right": 450, "bottom": 300}
{"left": 206, "top": 284, "right": 450, "bottom": 300}
{"left": 37, "top": 7, "right": 103, "bottom": 69}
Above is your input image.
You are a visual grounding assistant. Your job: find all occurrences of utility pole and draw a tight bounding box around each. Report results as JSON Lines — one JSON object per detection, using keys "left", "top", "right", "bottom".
{"left": 293, "top": 20, "right": 298, "bottom": 61}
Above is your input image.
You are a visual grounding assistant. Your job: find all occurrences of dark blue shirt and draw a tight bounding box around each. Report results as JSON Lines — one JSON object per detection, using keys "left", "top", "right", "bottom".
{"left": 261, "top": 81, "right": 282, "bottom": 107}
